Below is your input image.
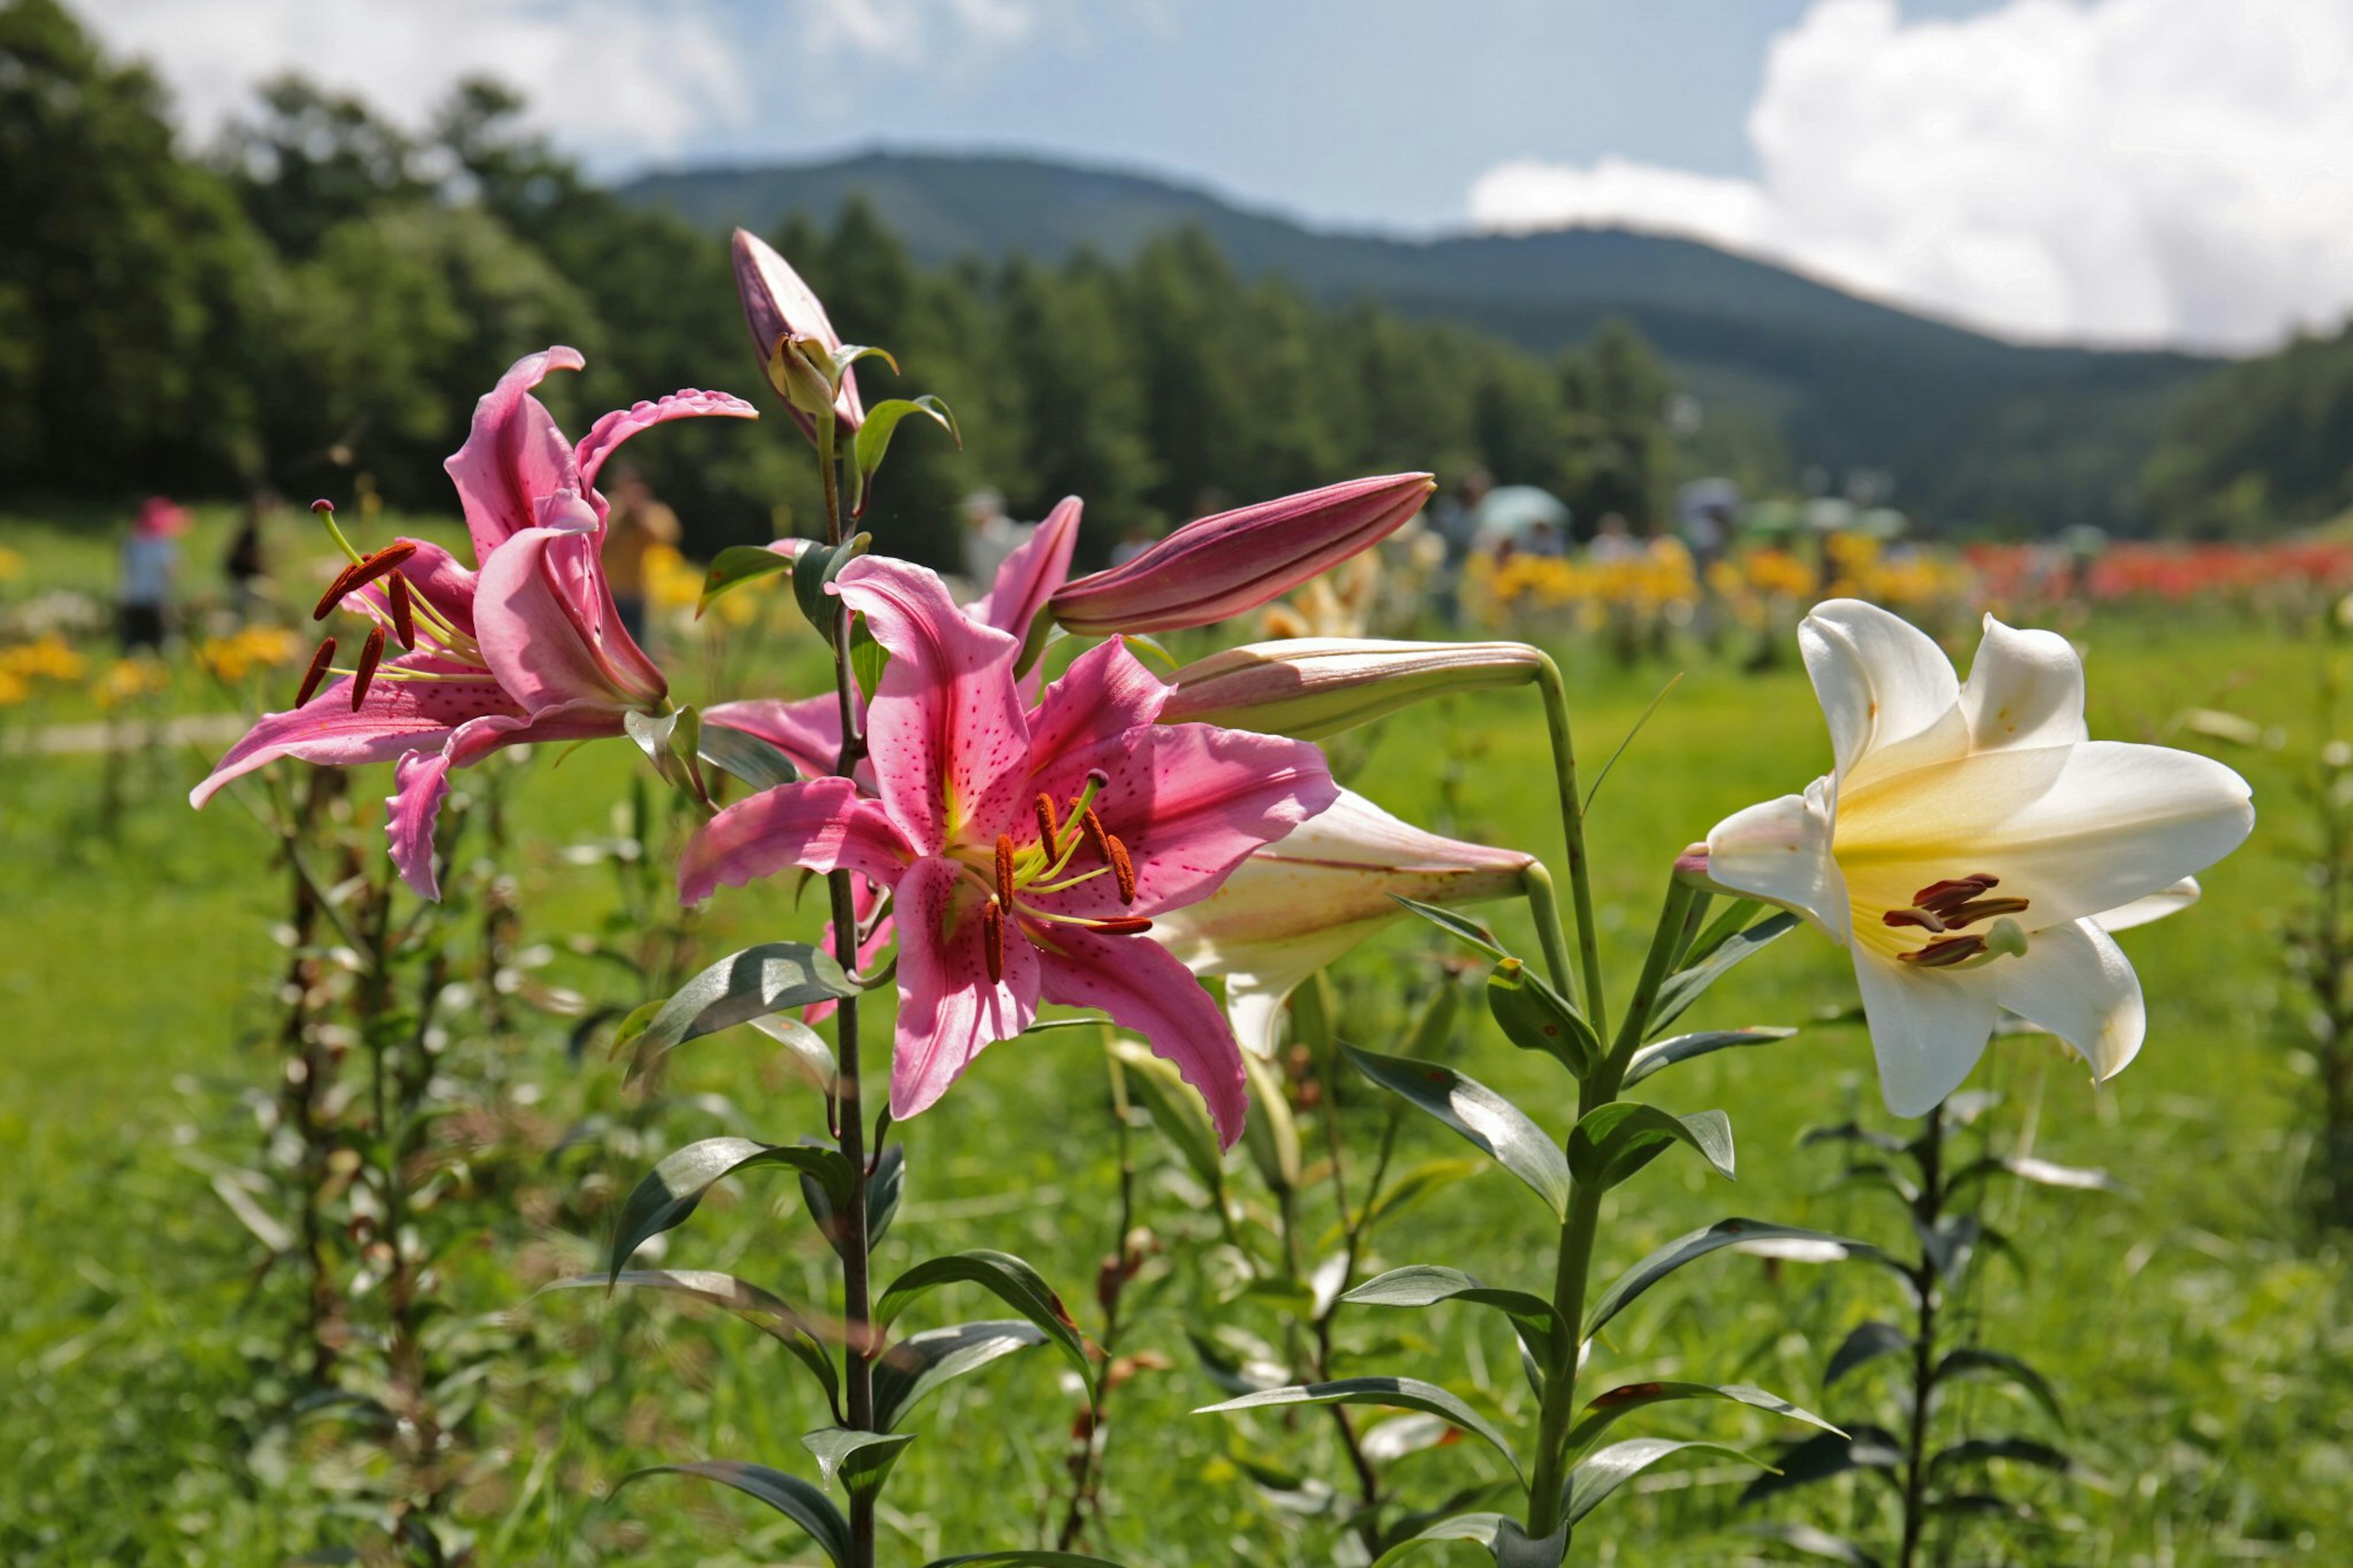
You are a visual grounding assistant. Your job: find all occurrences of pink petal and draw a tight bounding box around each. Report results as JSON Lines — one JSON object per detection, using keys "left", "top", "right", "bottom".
{"left": 1027, "top": 725, "right": 1338, "bottom": 920}
{"left": 1035, "top": 926, "right": 1246, "bottom": 1147}
{"left": 1023, "top": 637, "right": 1170, "bottom": 782}
{"left": 703, "top": 692, "right": 852, "bottom": 779}
{"left": 889, "top": 855, "right": 1040, "bottom": 1121}
{"left": 574, "top": 388, "right": 759, "bottom": 490}
{"left": 971, "top": 495, "right": 1081, "bottom": 643}
{"left": 474, "top": 526, "right": 665, "bottom": 712}
{"left": 188, "top": 656, "right": 522, "bottom": 808}
{"left": 443, "top": 347, "right": 587, "bottom": 563}
{"left": 679, "top": 776, "right": 914, "bottom": 906}
{"left": 833, "top": 556, "right": 1029, "bottom": 853}
{"left": 384, "top": 706, "right": 618, "bottom": 900}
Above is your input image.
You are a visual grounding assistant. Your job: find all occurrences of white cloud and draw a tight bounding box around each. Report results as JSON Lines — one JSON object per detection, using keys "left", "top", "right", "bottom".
{"left": 87, "top": 0, "right": 755, "bottom": 161}
{"left": 1468, "top": 0, "right": 2353, "bottom": 350}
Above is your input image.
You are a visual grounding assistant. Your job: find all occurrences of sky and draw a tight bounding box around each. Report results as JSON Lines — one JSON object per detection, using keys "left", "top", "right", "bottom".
{"left": 86, "top": 0, "right": 2353, "bottom": 354}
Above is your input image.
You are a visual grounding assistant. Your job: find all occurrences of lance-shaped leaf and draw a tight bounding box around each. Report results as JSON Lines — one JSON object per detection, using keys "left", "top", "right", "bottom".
{"left": 1566, "top": 1104, "right": 1735, "bottom": 1189}
{"left": 1931, "top": 1435, "right": 2090, "bottom": 1481}
{"left": 872, "top": 1320, "right": 1046, "bottom": 1431}
{"left": 1343, "top": 1044, "right": 1569, "bottom": 1221}
{"left": 698, "top": 724, "right": 800, "bottom": 792}
{"left": 791, "top": 532, "right": 871, "bottom": 629}
{"left": 1110, "top": 1037, "right": 1227, "bottom": 1199}
{"left": 876, "top": 1251, "right": 1089, "bottom": 1383}
{"left": 1343, "top": 1266, "right": 1568, "bottom": 1369}
{"left": 852, "top": 395, "right": 960, "bottom": 496}
{"left": 1827, "top": 1322, "right": 1912, "bottom": 1387}
{"left": 608, "top": 1137, "right": 856, "bottom": 1279}
{"left": 1936, "top": 1348, "right": 2066, "bottom": 1430}
{"left": 1646, "top": 912, "right": 1799, "bottom": 1036}
{"left": 1736, "top": 1523, "right": 1885, "bottom": 1567}
{"left": 698, "top": 543, "right": 800, "bottom": 617}
{"left": 1563, "top": 1437, "right": 1767, "bottom": 1524}
{"left": 539, "top": 1270, "right": 839, "bottom": 1417}
{"left": 1240, "top": 1048, "right": 1303, "bottom": 1195}
{"left": 1487, "top": 958, "right": 1596, "bottom": 1077}
{"left": 749, "top": 1013, "right": 839, "bottom": 1097}
{"left": 630, "top": 943, "right": 854, "bottom": 1081}
{"left": 1739, "top": 1426, "right": 1907, "bottom": 1502}
{"left": 803, "top": 1142, "right": 906, "bottom": 1260}
{"left": 1621, "top": 1027, "right": 1797, "bottom": 1088}
{"left": 1948, "top": 1154, "right": 2128, "bottom": 1199}
{"left": 1563, "top": 1382, "right": 1838, "bottom": 1462}
{"left": 925, "top": 1555, "right": 1130, "bottom": 1567}
{"left": 1371, "top": 1514, "right": 1567, "bottom": 1568}
{"left": 1586, "top": 1219, "right": 1874, "bottom": 1337}
{"left": 1198, "top": 1377, "right": 1524, "bottom": 1485}
{"left": 613, "top": 1461, "right": 849, "bottom": 1567}
{"left": 1391, "top": 894, "right": 1512, "bottom": 960}
{"left": 801, "top": 1428, "right": 915, "bottom": 1502}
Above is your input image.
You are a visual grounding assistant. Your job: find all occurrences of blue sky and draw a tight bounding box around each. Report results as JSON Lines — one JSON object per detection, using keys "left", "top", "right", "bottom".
{"left": 90, "top": 0, "right": 2353, "bottom": 350}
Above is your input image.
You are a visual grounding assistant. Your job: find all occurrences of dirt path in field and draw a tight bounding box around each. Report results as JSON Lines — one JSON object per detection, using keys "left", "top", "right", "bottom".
{"left": 2, "top": 713, "right": 250, "bottom": 756}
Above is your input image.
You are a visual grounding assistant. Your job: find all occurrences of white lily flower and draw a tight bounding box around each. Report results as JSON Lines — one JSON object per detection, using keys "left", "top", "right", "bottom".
{"left": 1703, "top": 599, "right": 2253, "bottom": 1115}
{"left": 1151, "top": 789, "right": 1533, "bottom": 1058}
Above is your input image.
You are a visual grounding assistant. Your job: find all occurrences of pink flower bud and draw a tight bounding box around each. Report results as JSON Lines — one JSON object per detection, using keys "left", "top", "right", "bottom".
{"left": 1048, "top": 472, "right": 1434, "bottom": 636}
{"left": 730, "top": 229, "right": 863, "bottom": 438}
{"left": 1159, "top": 637, "right": 1542, "bottom": 740}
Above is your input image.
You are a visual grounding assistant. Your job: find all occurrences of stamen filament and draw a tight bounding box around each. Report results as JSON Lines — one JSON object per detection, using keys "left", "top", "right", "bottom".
{"left": 1028, "top": 865, "right": 1112, "bottom": 896}
{"left": 312, "top": 499, "right": 364, "bottom": 566}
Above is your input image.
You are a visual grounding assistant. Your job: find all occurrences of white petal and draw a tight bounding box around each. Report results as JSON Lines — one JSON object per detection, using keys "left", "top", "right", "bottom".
{"left": 1993, "top": 918, "right": 2146, "bottom": 1082}
{"left": 1799, "top": 599, "right": 1968, "bottom": 787}
{"left": 1222, "top": 977, "right": 1292, "bottom": 1061}
{"left": 1853, "top": 950, "right": 2002, "bottom": 1116}
{"left": 1705, "top": 779, "right": 1851, "bottom": 942}
{"left": 1960, "top": 615, "right": 2088, "bottom": 752}
{"left": 2092, "top": 876, "right": 2199, "bottom": 933}
{"left": 1834, "top": 740, "right": 2253, "bottom": 928}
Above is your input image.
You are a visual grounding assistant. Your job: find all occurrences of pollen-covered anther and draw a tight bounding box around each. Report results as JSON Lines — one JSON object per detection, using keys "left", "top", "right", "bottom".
{"left": 1940, "top": 896, "right": 2031, "bottom": 927}
{"left": 995, "top": 832, "right": 1017, "bottom": 906}
{"left": 982, "top": 896, "right": 1006, "bottom": 984}
{"left": 1106, "top": 833, "right": 1137, "bottom": 904}
{"left": 296, "top": 637, "right": 337, "bottom": 706}
{"left": 349, "top": 626, "right": 387, "bottom": 711}
{"left": 1882, "top": 906, "right": 1949, "bottom": 933}
{"left": 1034, "top": 792, "right": 1061, "bottom": 850}
{"left": 387, "top": 572, "right": 417, "bottom": 650}
{"left": 313, "top": 542, "right": 420, "bottom": 621}
{"left": 1080, "top": 806, "right": 1116, "bottom": 868}
{"left": 1087, "top": 915, "right": 1153, "bottom": 935}
{"left": 1912, "top": 873, "right": 1999, "bottom": 917}
{"left": 1898, "top": 934, "right": 1988, "bottom": 968}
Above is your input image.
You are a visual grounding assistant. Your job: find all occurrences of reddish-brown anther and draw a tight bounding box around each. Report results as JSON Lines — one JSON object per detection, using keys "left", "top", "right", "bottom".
{"left": 1087, "top": 916, "right": 1154, "bottom": 935}
{"left": 1034, "top": 792, "right": 1061, "bottom": 852}
{"left": 1105, "top": 833, "right": 1138, "bottom": 904}
{"left": 996, "top": 832, "right": 1017, "bottom": 907}
{"left": 296, "top": 637, "right": 336, "bottom": 706}
{"left": 313, "top": 543, "right": 420, "bottom": 621}
{"left": 387, "top": 572, "right": 417, "bottom": 649}
{"left": 349, "top": 626, "right": 387, "bottom": 711}
{"left": 982, "top": 898, "right": 1006, "bottom": 984}
{"left": 1899, "top": 934, "right": 1988, "bottom": 968}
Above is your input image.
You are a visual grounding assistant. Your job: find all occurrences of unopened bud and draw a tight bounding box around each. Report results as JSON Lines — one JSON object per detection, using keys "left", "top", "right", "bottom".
{"left": 732, "top": 228, "right": 863, "bottom": 440}
{"left": 1160, "top": 637, "right": 1542, "bottom": 741}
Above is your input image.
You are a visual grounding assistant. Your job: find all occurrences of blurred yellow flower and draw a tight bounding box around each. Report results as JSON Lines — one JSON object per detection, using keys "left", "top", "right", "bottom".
{"left": 0, "top": 667, "right": 30, "bottom": 706}
{"left": 95, "top": 656, "right": 170, "bottom": 709}
{"left": 0, "top": 632, "right": 88, "bottom": 684}
{"left": 0, "top": 544, "right": 24, "bottom": 584}
{"left": 194, "top": 625, "right": 300, "bottom": 684}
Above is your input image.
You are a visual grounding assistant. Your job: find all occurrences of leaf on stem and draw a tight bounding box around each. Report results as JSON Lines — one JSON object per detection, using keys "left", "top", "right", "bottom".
{"left": 1737, "top": 1426, "right": 1906, "bottom": 1502}
{"left": 1646, "top": 912, "right": 1800, "bottom": 1036}
{"left": 1565, "top": 1104, "right": 1735, "bottom": 1189}
{"left": 1936, "top": 1348, "right": 2067, "bottom": 1430}
{"left": 697, "top": 545, "right": 800, "bottom": 618}
{"left": 698, "top": 724, "right": 800, "bottom": 791}
{"left": 800, "top": 1428, "right": 915, "bottom": 1502}
{"left": 1370, "top": 1513, "right": 1567, "bottom": 1568}
{"left": 875, "top": 1250, "right": 1089, "bottom": 1384}
{"left": 1390, "top": 894, "right": 1513, "bottom": 960}
{"left": 872, "top": 1320, "right": 1047, "bottom": 1431}
{"left": 1563, "top": 1382, "right": 1838, "bottom": 1464}
{"left": 1486, "top": 958, "right": 1597, "bottom": 1077}
{"left": 607, "top": 1137, "right": 856, "bottom": 1281}
{"left": 1109, "top": 1037, "right": 1227, "bottom": 1200}
{"left": 1585, "top": 1219, "right": 1876, "bottom": 1338}
{"left": 1198, "top": 1376, "right": 1525, "bottom": 1485}
{"left": 1620, "top": 1027, "right": 1797, "bottom": 1088}
{"left": 1825, "top": 1321, "right": 1912, "bottom": 1387}
{"left": 1342, "top": 1044, "right": 1570, "bottom": 1221}
{"left": 629, "top": 943, "right": 855, "bottom": 1083}
{"left": 612, "top": 1461, "right": 850, "bottom": 1567}
{"left": 1563, "top": 1437, "right": 1767, "bottom": 1525}
{"left": 537, "top": 1270, "right": 841, "bottom": 1415}
{"left": 852, "top": 396, "right": 961, "bottom": 497}
{"left": 1343, "top": 1265, "right": 1568, "bottom": 1369}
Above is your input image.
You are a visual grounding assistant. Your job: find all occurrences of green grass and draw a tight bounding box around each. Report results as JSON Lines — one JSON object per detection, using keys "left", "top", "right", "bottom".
{"left": 0, "top": 522, "right": 2346, "bottom": 1565}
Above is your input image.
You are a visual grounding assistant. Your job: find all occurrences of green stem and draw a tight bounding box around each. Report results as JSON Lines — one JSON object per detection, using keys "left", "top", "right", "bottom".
{"left": 1521, "top": 863, "right": 1577, "bottom": 1004}
{"left": 817, "top": 415, "right": 879, "bottom": 1568}
{"left": 1523, "top": 876, "right": 1700, "bottom": 1543}
{"left": 1536, "top": 654, "right": 1607, "bottom": 1027}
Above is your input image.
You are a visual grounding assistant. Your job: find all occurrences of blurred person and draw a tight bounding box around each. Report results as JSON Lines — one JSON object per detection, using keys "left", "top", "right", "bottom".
{"left": 960, "top": 488, "right": 1028, "bottom": 589}
{"left": 604, "top": 466, "right": 681, "bottom": 644}
{"left": 1587, "top": 512, "right": 1640, "bottom": 563}
{"left": 119, "top": 496, "right": 187, "bottom": 653}
{"left": 1523, "top": 517, "right": 1567, "bottom": 558}
{"left": 1428, "top": 468, "right": 1491, "bottom": 626}
{"left": 222, "top": 488, "right": 278, "bottom": 622}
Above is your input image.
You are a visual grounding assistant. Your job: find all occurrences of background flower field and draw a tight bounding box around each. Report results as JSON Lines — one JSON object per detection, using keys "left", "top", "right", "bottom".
{"left": 0, "top": 509, "right": 2340, "bottom": 1565}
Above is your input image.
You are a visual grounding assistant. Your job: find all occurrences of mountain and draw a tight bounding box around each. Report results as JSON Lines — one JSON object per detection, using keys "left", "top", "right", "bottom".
{"left": 621, "top": 150, "right": 2220, "bottom": 531}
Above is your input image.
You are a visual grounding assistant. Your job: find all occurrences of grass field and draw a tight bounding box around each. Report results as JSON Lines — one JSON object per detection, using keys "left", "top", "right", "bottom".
{"left": 0, "top": 513, "right": 2346, "bottom": 1566}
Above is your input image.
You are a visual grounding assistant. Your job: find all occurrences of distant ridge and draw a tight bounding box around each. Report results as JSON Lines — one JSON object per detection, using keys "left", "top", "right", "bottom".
{"left": 622, "top": 150, "right": 2217, "bottom": 529}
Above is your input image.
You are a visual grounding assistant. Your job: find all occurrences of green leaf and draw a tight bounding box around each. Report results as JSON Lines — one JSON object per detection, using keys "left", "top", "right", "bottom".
{"left": 1240, "top": 1048, "right": 1302, "bottom": 1195}
{"left": 876, "top": 1250, "right": 1089, "bottom": 1383}
{"left": 1621, "top": 1027, "right": 1797, "bottom": 1088}
{"left": 1585, "top": 1219, "right": 1874, "bottom": 1337}
{"left": 629, "top": 943, "right": 854, "bottom": 1081}
{"left": 1342, "top": 1265, "right": 1567, "bottom": 1368}
{"left": 623, "top": 708, "right": 687, "bottom": 790}
{"left": 801, "top": 1142, "right": 907, "bottom": 1259}
{"left": 1949, "top": 1154, "right": 2128, "bottom": 1199}
{"left": 1827, "top": 1321, "right": 1912, "bottom": 1387}
{"left": 800, "top": 1428, "right": 914, "bottom": 1502}
{"left": 1735, "top": 1523, "right": 1885, "bottom": 1567}
{"left": 1563, "top": 1382, "right": 1838, "bottom": 1461}
{"left": 698, "top": 724, "right": 800, "bottom": 792}
{"left": 1109, "top": 1037, "right": 1227, "bottom": 1197}
{"left": 852, "top": 395, "right": 961, "bottom": 490}
{"left": 851, "top": 619, "right": 890, "bottom": 700}
{"left": 613, "top": 1461, "right": 849, "bottom": 1567}
{"left": 697, "top": 544, "right": 799, "bottom": 617}
{"left": 1198, "top": 1377, "right": 1524, "bottom": 1485}
{"left": 536, "top": 1270, "right": 840, "bottom": 1416}
{"left": 1371, "top": 1514, "right": 1566, "bottom": 1568}
{"left": 1646, "top": 912, "right": 1800, "bottom": 1036}
{"left": 1390, "top": 895, "right": 1512, "bottom": 960}
{"left": 1566, "top": 1104, "right": 1735, "bottom": 1189}
{"left": 1563, "top": 1437, "right": 1767, "bottom": 1524}
{"left": 608, "top": 1138, "right": 855, "bottom": 1279}
{"left": 925, "top": 1555, "right": 1129, "bottom": 1567}
{"left": 1930, "top": 1435, "right": 2086, "bottom": 1480}
{"left": 1936, "top": 1348, "right": 2066, "bottom": 1430}
{"left": 1343, "top": 1044, "right": 1569, "bottom": 1221}
{"left": 1739, "top": 1427, "right": 1907, "bottom": 1502}
{"left": 1679, "top": 898, "right": 1764, "bottom": 971}
{"left": 792, "top": 532, "right": 871, "bottom": 630}
{"left": 872, "top": 1320, "right": 1047, "bottom": 1431}
{"left": 748, "top": 1013, "right": 839, "bottom": 1096}
{"left": 1486, "top": 958, "right": 1597, "bottom": 1077}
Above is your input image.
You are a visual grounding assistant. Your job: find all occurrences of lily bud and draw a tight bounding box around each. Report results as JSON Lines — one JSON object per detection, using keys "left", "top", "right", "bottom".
{"left": 1049, "top": 472, "right": 1434, "bottom": 636}
{"left": 1159, "top": 637, "right": 1542, "bottom": 741}
{"left": 731, "top": 228, "right": 863, "bottom": 438}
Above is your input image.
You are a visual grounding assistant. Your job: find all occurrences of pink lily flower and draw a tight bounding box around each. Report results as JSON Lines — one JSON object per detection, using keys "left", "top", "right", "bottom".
{"left": 702, "top": 494, "right": 1083, "bottom": 776}
{"left": 1048, "top": 473, "right": 1434, "bottom": 636}
{"left": 189, "top": 347, "right": 756, "bottom": 899}
{"left": 678, "top": 556, "right": 1337, "bottom": 1144}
